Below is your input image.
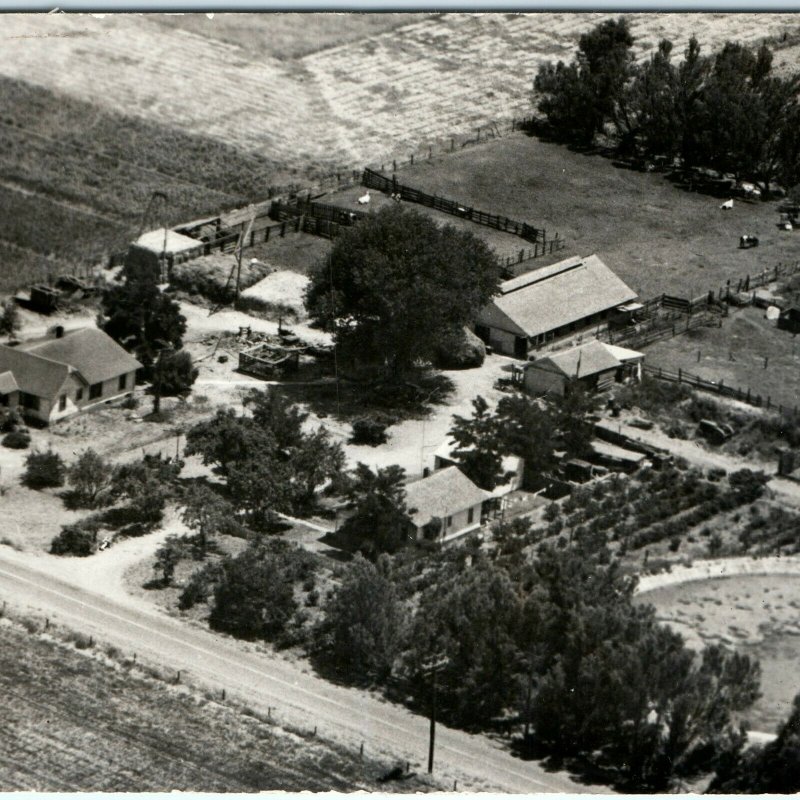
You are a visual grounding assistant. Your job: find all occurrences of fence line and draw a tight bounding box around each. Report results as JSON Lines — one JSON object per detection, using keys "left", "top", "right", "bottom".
{"left": 644, "top": 364, "right": 799, "bottom": 417}
{"left": 361, "top": 167, "right": 550, "bottom": 245}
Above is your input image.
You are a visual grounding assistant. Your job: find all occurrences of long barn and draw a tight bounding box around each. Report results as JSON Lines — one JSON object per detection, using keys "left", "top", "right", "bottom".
{"left": 475, "top": 254, "right": 637, "bottom": 358}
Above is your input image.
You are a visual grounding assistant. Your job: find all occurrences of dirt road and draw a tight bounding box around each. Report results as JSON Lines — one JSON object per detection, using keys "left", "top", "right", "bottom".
{"left": 0, "top": 554, "right": 601, "bottom": 794}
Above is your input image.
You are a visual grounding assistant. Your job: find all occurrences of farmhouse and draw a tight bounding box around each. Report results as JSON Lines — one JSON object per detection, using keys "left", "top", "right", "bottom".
{"left": 0, "top": 328, "right": 141, "bottom": 424}
{"left": 522, "top": 339, "right": 644, "bottom": 397}
{"left": 405, "top": 466, "right": 490, "bottom": 543}
{"left": 475, "top": 254, "right": 637, "bottom": 358}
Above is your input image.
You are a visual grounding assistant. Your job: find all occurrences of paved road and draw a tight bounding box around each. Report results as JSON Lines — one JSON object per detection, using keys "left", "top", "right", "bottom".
{"left": 0, "top": 555, "right": 600, "bottom": 794}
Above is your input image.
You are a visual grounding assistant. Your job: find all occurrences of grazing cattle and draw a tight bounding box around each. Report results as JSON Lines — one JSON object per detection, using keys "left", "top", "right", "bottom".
{"left": 739, "top": 234, "right": 759, "bottom": 248}
{"left": 357, "top": 191, "right": 371, "bottom": 205}
{"left": 720, "top": 199, "right": 734, "bottom": 210}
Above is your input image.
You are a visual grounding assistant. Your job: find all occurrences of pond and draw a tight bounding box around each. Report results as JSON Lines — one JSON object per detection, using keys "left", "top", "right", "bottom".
{"left": 638, "top": 574, "right": 800, "bottom": 733}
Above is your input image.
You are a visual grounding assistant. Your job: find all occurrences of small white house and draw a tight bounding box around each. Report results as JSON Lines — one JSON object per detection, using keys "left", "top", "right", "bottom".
{"left": 404, "top": 466, "right": 490, "bottom": 544}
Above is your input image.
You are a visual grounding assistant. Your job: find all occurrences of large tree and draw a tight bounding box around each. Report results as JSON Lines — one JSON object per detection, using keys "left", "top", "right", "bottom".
{"left": 102, "top": 278, "right": 186, "bottom": 367}
{"left": 338, "top": 463, "right": 413, "bottom": 557}
{"left": 448, "top": 396, "right": 507, "bottom": 490}
{"left": 535, "top": 17, "right": 635, "bottom": 145}
{"left": 305, "top": 206, "right": 501, "bottom": 379}
{"left": 313, "top": 554, "right": 405, "bottom": 682}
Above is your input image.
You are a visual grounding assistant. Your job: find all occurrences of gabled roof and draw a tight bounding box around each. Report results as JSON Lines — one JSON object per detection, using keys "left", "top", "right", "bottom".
{"left": 0, "top": 345, "right": 71, "bottom": 399}
{"left": 529, "top": 339, "right": 621, "bottom": 379}
{"left": 404, "top": 466, "right": 490, "bottom": 529}
{"left": 601, "top": 342, "right": 645, "bottom": 362}
{"left": 0, "top": 370, "right": 19, "bottom": 395}
{"left": 481, "top": 255, "right": 637, "bottom": 338}
{"left": 16, "top": 328, "right": 142, "bottom": 387}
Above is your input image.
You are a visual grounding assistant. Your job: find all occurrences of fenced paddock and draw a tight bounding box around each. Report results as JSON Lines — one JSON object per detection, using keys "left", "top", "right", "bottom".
{"left": 361, "top": 167, "right": 550, "bottom": 245}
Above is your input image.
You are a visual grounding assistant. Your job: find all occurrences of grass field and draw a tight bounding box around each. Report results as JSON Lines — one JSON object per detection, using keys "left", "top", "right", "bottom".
{"left": 641, "top": 575, "right": 800, "bottom": 733}
{"left": 0, "top": 616, "right": 421, "bottom": 791}
{"left": 326, "top": 133, "right": 800, "bottom": 299}
{"left": 645, "top": 306, "right": 800, "bottom": 411}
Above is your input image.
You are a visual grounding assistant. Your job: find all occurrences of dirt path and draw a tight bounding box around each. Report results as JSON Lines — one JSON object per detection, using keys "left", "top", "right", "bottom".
{"left": 0, "top": 551, "right": 604, "bottom": 794}
{"left": 637, "top": 555, "right": 800, "bottom": 595}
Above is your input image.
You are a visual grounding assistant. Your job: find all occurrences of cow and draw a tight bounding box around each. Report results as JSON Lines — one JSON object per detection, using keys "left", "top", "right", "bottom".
{"left": 739, "top": 234, "right": 759, "bottom": 248}
{"left": 357, "top": 191, "right": 371, "bottom": 205}
{"left": 720, "top": 199, "right": 734, "bottom": 210}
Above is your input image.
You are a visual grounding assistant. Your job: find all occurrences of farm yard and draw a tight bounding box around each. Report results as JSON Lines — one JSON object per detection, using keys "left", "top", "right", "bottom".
{"left": 0, "top": 615, "right": 418, "bottom": 792}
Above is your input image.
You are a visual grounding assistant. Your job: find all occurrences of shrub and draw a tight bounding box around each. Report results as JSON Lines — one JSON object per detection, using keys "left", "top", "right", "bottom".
{"left": 0, "top": 407, "right": 24, "bottom": 433}
{"left": 50, "top": 519, "right": 101, "bottom": 556}
{"left": 350, "top": 416, "right": 389, "bottom": 446}
{"left": 543, "top": 502, "right": 561, "bottom": 522}
{"left": 669, "top": 535, "right": 682, "bottom": 552}
{"left": 23, "top": 449, "right": 65, "bottom": 488}
{"left": 2, "top": 429, "right": 30, "bottom": 449}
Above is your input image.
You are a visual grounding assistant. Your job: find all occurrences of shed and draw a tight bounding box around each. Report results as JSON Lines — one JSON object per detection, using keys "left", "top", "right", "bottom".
{"left": 524, "top": 339, "right": 642, "bottom": 397}
{"left": 475, "top": 254, "right": 637, "bottom": 357}
{"left": 778, "top": 306, "right": 800, "bottom": 334}
{"left": 126, "top": 228, "right": 205, "bottom": 282}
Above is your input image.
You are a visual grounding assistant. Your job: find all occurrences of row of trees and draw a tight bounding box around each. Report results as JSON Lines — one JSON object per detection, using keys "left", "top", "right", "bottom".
{"left": 310, "top": 542, "right": 763, "bottom": 791}
{"left": 535, "top": 18, "right": 800, "bottom": 191}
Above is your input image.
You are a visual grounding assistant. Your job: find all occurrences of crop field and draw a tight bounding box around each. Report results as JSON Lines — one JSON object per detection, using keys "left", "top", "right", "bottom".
{"left": 0, "top": 618, "right": 417, "bottom": 792}
{"left": 2, "top": 13, "right": 799, "bottom": 171}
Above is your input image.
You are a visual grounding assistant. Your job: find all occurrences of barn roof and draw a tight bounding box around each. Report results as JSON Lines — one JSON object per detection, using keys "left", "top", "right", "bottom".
{"left": 482, "top": 255, "right": 637, "bottom": 338}
{"left": 16, "top": 328, "right": 142, "bottom": 386}
{"left": 404, "top": 466, "right": 489, "bottom": 528}
{"left": 0, "top": 370, "right": 19, "bottom": 394}
{"left": 530, "top": 339, "right": 622, "bottom": 379}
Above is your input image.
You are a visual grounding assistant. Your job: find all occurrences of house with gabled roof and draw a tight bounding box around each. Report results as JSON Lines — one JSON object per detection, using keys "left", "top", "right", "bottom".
{"left": 0, "top": 327, "right": 141, "bottom": 424}
{"left": 475, "top": 254, "right": 638, "bottom": 358}
{"left": 404, "top": 466, "right": 490, "bottom": 543}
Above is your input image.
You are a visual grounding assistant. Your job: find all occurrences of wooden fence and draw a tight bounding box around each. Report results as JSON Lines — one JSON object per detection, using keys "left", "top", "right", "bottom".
{"left": 644, "top": 364, "right": 799, "bottom": 417}
{"left": 361, "top": 168, "right": 549, "bottom": 245}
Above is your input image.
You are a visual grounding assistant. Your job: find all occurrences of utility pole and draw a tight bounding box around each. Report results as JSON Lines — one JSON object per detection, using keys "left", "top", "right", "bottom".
{"left": 421, "top": 655, "right": 449, "bottom": 774}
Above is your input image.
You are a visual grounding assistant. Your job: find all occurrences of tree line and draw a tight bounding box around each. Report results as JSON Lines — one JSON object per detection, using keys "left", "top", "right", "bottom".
{"left": 534, "top": 18, "right": 800, "bottom": 193}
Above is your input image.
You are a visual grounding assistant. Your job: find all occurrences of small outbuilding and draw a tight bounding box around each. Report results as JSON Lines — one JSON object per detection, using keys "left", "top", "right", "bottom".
{"left": 778, "top": 305, "right": 800, "bottom": 334}
{"left": 522, "top": 339, "right": 644, "bottom": 397}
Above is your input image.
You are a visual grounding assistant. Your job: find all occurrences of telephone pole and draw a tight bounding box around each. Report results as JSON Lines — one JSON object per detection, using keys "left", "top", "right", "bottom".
{"left": 421, "top": 655, "right": 449, "bottom": 774}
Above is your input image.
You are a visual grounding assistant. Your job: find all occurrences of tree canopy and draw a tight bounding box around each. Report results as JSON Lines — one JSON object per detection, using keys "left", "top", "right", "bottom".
{"left": 305, "top": 206, "right": 502, "bottom": 378}
{"left": 535, "top": 22, "right": 800, "bottom": 191}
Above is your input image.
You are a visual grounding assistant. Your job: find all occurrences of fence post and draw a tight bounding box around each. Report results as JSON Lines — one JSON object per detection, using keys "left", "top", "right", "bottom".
{"left": 451, "top": 138, "right": 455, "bottom": 151}
{"left": 678, "top": 368, "right": 682, "bottom": 383}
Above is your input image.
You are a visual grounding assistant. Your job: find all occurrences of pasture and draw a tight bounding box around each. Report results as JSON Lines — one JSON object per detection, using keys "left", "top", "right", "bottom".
{"left": 1, "top": 13, "right": 799, "bottom": 291}
{"left": 324, "top": 133, "right": 799, "bottom": 299}
{"left": 0, "top": 617, "right": 415, "bottom": 791}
